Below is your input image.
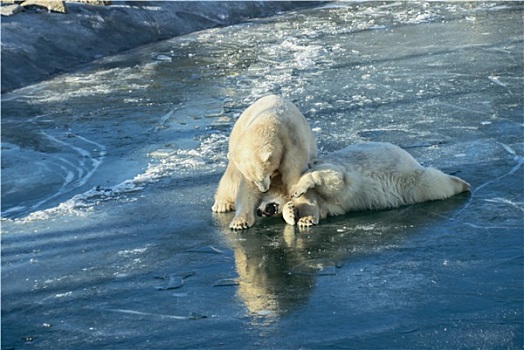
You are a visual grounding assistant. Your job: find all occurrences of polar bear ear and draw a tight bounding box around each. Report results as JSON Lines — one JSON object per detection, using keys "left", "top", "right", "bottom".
{"left": 260, "top": 148, "right": 272, "bottom": 163}
{"left": 227, "top": 152, "right": 232, "bottom": 160}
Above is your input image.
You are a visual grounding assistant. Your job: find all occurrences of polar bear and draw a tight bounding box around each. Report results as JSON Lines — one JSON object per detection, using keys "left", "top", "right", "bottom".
{"left": 212, "top": 95, "right": 317, "bottom": 230}
{"left": 257, "top": 142, "right": 470, "bottom": 226}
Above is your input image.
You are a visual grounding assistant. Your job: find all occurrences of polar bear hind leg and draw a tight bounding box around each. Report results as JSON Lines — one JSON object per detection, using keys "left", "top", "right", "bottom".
{"left": 212, "top": 164, "right": 240, "bottom": 212}
{"left": 413, "top": 167, "right": 470, "bottom": 202}
{"left": 283, "top": 194, "right": 321, "bottom": 227}
{"left": 295, "top": 196, "right": 321, "bottom": 227}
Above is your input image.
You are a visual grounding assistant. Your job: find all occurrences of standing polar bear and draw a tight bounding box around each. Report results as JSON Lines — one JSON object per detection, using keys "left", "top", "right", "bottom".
{"left": 212, "top": 95, "right": 317, "bottom": 229}
{"left": 257, "top": 142, "right": 470, "bottom": 226}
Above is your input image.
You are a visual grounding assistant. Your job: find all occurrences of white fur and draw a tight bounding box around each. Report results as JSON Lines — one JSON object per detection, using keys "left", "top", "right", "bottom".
{"left": 212, "top": 95, "right": 316, "bottom": 229}
{"left": 258, "top": 142, "right": 470, "bottom": 227}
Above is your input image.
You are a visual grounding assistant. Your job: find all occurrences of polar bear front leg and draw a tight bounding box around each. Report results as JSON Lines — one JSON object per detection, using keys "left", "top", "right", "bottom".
{"left": 282, "top": 201, "right": 297, "bottom": 225}
{"left": 229, "top": 179, "right": 259, "bottom": 230}
{"left": 291, "top": 164, "right": 345, "bottom": 199}
{"left": 290, "top": 172, "right": 316, "bottom": 199}
{"left": 230, "top": 212, "right": 255, "bottom": 230}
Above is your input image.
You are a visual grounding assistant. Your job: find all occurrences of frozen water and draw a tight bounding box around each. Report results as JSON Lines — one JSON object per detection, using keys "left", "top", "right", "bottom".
{"left": 2, "top": 2, "right": 523, "bottom": 349}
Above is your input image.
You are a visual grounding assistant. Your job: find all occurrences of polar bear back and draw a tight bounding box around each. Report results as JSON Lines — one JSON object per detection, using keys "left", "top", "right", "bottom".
{"left": 228, "top": 95, "right": 317, "bottom": 189}
{"left": 229, "top": 95, "right": 316, "bottom": 157}
{"left": 326, "top": 142, "right": 422, "bottom": 175}
{"left": 321, "top": 142, "right": 469, "bottom": 212}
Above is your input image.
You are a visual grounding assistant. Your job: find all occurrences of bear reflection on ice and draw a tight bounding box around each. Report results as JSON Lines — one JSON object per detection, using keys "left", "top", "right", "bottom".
{"left": 257, "top": 142, "right": 470, "bottom": 227}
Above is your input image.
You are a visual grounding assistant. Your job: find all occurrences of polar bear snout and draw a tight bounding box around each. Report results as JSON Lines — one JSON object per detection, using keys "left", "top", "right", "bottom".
{"left": 254, "top": 176, "right": 271, "bottom": 193}
{"left": 257, "top": 185, "right": 270, "bottom": 193}
{"left": 256, "top": 203, "right": 279, "bottom": 217}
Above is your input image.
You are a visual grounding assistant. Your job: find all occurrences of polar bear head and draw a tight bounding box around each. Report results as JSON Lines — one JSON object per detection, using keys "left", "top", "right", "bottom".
{"left": 229, "top": 143, "right": 282, "bottom": 193}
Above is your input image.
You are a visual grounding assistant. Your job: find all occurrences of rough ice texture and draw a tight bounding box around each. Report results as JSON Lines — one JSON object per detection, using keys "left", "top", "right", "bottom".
{"left": 1, "top": 3, "right": 522, "bottom": 349}
{"left": 0, "top": 1, "right": 322, "bottom": 92}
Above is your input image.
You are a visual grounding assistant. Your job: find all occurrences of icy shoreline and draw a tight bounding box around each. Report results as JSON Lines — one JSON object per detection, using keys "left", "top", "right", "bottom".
{"left": 0, "top": 0, "right": 322, "bottom": 93}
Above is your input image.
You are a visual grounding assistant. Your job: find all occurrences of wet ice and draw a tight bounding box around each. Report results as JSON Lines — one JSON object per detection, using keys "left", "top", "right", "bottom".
{"left": 2, "top": 2, "right": 523, "bottom": 349}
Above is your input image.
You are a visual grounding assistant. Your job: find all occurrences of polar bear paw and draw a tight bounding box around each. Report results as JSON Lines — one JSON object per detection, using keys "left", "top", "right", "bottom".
{"left": 229, "top": 213, "right": 254, "bottom": 230}
{"left": 290, "top": 185, "right": 305, "bottom": 199}
{"left": 212, "top": 200, "right": 235, "bottom": 213}
{"left": 283, "top": 201, "right": 297, "bottom": 225}
{"left": 297, "top": 216, "right": 317, "bottom": 227}
{"left": 291, "top": 181, "right": 313, "bottom": 199}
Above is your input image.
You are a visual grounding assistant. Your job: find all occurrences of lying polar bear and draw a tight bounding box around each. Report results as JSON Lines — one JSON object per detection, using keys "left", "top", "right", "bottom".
{"left": 257, "top": 142, "right": 470, "bottom": 226}
{"left": 212, "top": 95, "right": 316, "bottom": 229}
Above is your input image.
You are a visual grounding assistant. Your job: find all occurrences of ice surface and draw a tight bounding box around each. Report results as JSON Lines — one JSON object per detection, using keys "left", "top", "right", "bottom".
{"left": 2, "top": 2, "right": 523, "bottom": 349}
